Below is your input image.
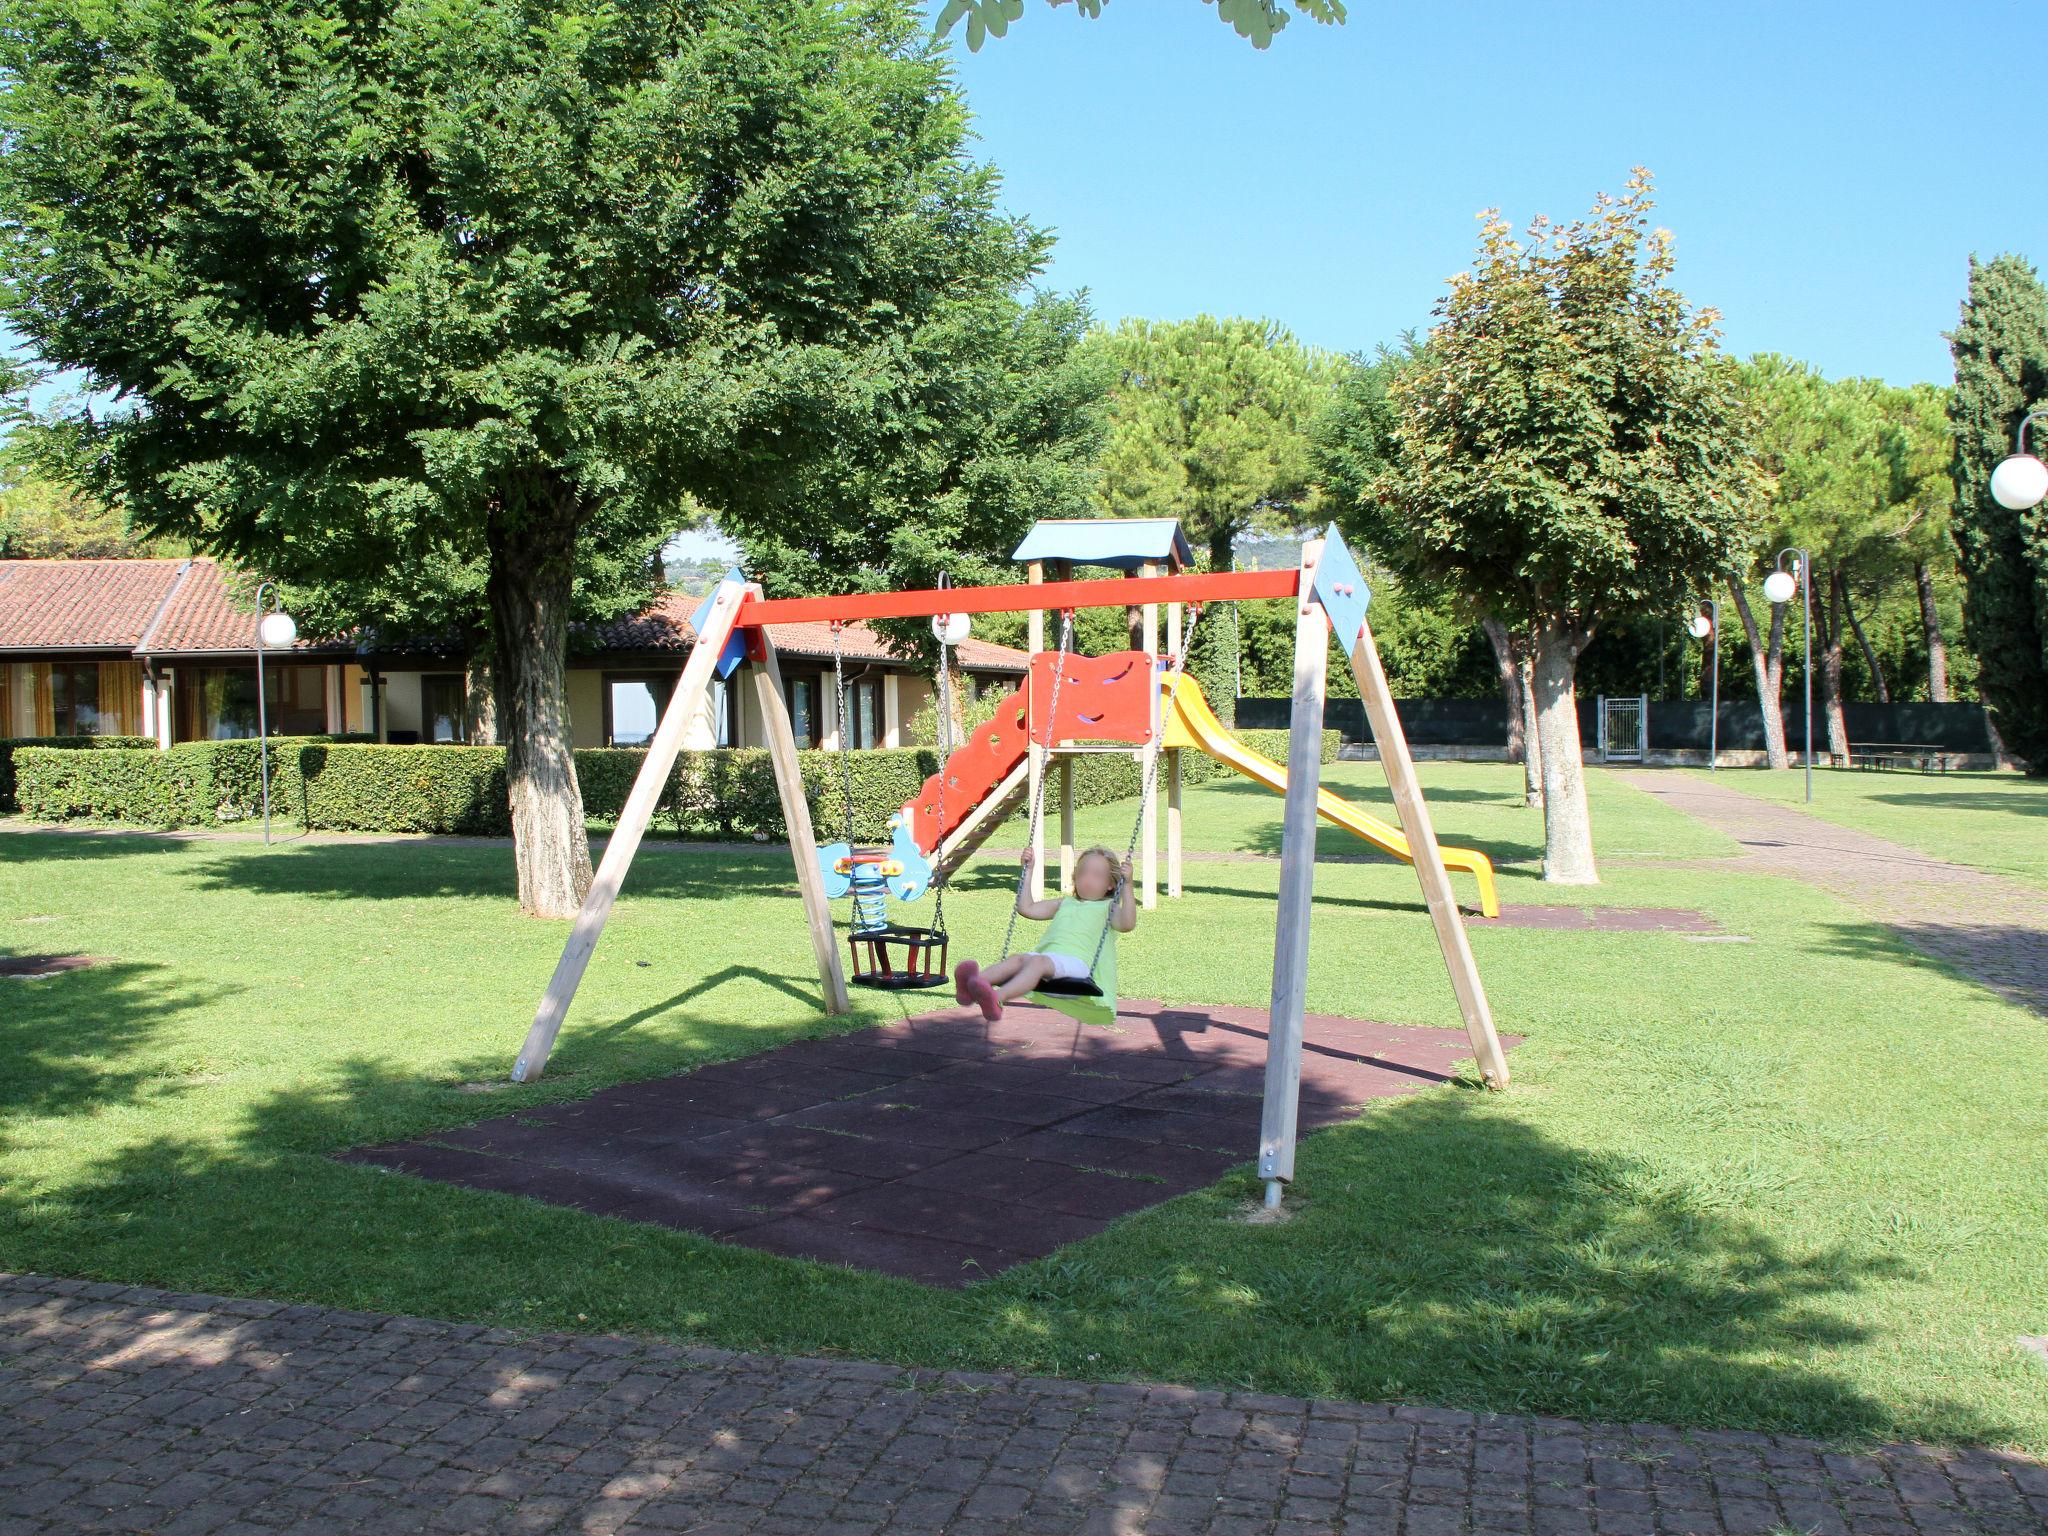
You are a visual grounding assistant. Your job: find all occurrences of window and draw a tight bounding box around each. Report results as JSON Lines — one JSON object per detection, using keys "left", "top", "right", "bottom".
{"left": 178, "top": 666, "right": 327, "bottom": 740}
{"left": 847, "top": 677, "right": 882, "bottom": 749}
{"left": 788, "top": 675, "right": 821, "bottom": 748}
{"left": 421, "top": 674, "right": 467, "bottom": 744}
{"left": 605, "top": 674, "right": 666, "bottom": 747}
{"left": 49, "top": 662, "right": 101, "bottom": 735}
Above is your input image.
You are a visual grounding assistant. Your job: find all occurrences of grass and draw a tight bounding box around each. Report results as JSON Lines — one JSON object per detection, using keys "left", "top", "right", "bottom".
{"left": 3, "top": 760, "right": 2046, "bottom": 1454}
{"left": 1689, "top": 765, "right": 2048, "bottom": 891}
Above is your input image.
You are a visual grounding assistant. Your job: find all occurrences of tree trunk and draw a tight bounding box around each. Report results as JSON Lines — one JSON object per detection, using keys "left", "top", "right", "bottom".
{"left": 1842, "top": 580, "right": 1888, "bottom": 703}
{"left": 1916, "top": 563, "right": 1950, "bottom": 703}
{"left": 1728, "top": 576, "right": 1789, "bottom": 770}
{"left": 488, "top": 510, "right": 594, "bottom": 919}
{"left": 1480, "top": 615, "right": 1523, "bottom": 762}
{"left": 465, "top": 640, "right": 497, "bottom": 746}
{"left": 1515, "top": 639, "right": 1543, "bottom": 808}
{"left": 1821, "top": 566, "right": 1851, "bottom": 763}
{"left": 1531, "top": 617, "right": 1597, "bottom": 884}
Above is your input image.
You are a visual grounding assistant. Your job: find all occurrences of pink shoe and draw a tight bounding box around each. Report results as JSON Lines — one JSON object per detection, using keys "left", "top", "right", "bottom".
{"left": 953, "top": 959, "right": 980, "bottom": 1008}
{"left": 968, "top": 976, "right": 1003, "bottom": 1023}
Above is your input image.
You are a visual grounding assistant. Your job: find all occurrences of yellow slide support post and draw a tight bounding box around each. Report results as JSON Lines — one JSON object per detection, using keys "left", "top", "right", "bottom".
{"left": 1160, "top": 674, "right": 1501, "bottom": 918}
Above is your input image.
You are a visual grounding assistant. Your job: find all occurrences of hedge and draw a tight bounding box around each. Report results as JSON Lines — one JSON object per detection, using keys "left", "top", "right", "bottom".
{"left": 12, "top": 728, "right": 1337, "bottom": 840}
{"left": 11, "top": 736, "right": 373, "bottom": 828}
{"left": 0, "top": 735, "right": 155, "bottom": 813}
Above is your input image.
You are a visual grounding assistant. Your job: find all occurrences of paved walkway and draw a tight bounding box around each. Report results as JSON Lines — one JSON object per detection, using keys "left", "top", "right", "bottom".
{"left": 5, "top": 1275, "right": 2045, "bottom": 1536}
{"left": 1623, "top": 772, "right": 2048, "bottom": 1016}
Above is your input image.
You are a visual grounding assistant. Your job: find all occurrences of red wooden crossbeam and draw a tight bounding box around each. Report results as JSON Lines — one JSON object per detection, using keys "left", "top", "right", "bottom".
{"left": 734, "top": 567, "right": 1300, "bottom": 627}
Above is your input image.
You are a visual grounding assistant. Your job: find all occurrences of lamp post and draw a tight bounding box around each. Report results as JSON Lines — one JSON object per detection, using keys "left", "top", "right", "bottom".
{"left": 1763, "top": 550, "right": 1811, "bottom": 802}
{"left": 1990, "top": 410, "right": 2048, "bottom": 512}
{"left": 252, "top": 582, "right": 297, "bottom": 846}
{"left": 1687, "top": 599, "right": 1720, "bottom": 771}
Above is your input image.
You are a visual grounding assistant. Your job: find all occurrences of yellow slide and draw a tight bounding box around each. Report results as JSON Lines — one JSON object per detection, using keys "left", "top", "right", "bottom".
{"left": 1161, "top": 675, "right": 1501, "bottom": 918}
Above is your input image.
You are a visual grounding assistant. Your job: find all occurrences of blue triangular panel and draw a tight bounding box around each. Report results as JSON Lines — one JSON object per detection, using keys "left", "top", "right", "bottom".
{"left": 689, "top": 568, "right": 750, "bottom": 680}
{"left": 1310, "top": 525, "right": 1372, "bottom": 649}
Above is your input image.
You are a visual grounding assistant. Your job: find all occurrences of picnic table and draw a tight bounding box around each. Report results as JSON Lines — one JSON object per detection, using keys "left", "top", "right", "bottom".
{"left": 1835, "top": 742, "right": 1957, "bottom": 773}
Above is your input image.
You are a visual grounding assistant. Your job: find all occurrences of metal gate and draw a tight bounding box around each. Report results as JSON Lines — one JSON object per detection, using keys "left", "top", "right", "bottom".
{"left": 1598, "top": 694, "right": 1647, "bottom": 762}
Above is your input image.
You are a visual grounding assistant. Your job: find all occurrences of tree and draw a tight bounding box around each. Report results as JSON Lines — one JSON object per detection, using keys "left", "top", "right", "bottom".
{"left": 1355, "top": 173, "right": 1760, "bottom": 883}
{"left": 0, "top": 462, "right": 167, "bottom": 558}
{"left": 935, "top": 0, "right": 1345, "bottom": 51}
{"left": 1948, "top": 255, "right": 2048, "bottom": 773}
{"left": 1089, "top": 316, "right": 1336, "bottom": 576}
{"left": 0, "top": 0, "right": 1044, "bottom": 914}
{"left": 1314, "top": 342, "right": 1539, "bottom": 802}
{"left": 721, "top": 287, "right": 1111, "bottom": 669}
{"left": 1876, "top": 383, "right": 1956, "bottom": 703}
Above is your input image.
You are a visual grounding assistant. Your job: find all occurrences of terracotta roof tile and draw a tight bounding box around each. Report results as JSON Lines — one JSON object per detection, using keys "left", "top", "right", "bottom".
{"left": 0, "top": 558, "right": 190, "bottom": 650}
{"left": 0, "top": 558, "right": 1030, "bottom": 672}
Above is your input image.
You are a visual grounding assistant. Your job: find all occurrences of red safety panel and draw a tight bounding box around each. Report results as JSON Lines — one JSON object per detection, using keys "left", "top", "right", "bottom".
{"left": 902, "top": 685, "right": 1030, "bottom": 855}
{"left": 1030, "top": 649, "right": 1155, "bottom": 748}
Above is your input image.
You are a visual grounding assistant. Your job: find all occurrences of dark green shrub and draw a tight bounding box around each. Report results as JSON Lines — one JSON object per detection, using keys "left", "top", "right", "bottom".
{"left": 0, "top": 735, "right": 154, "bottom": 813}
{"left": 12, "top": 729, "right": 1335, "bottom": 837}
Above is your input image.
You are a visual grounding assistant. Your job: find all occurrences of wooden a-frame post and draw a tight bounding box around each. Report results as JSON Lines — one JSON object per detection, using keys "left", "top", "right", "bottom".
{"left": 1257, "top": 529, "right": 1511, "bottom": 1207}
{"left": 753, "top": 627, "right": 850, "bottom": 1017}
{"left": 1258, "top": 540, "right": 1329, "bottom": 1208}
{"left": 1346, "top": 618, "right": 1510, "bottom": 1089}
{"left": 511, "top": 574, "right": 847, "bottom": 1084}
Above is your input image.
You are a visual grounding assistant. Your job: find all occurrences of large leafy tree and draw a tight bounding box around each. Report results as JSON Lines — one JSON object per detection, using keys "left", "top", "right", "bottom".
{"left": 1742, "top": 362, "right": 1967, "bottom": 763}
{"left": 1088, "top": 315, "right": 1336, "bottom": 574}
{"left": 723, "top": 286, "right": 1111, "bottom": 669}
{"left": 1315, "top": 342, "right": 1542, "bottom": 803}
{"left": 0, "top": 0, "right": 1043, "bottom": 915}
{"left": 935, "top": 0, "right": 1345, "bottom": 50}
{"left": 1948, "top": 254, "right": 2048, "bottom": 773}
{"left": 1356, "top": 173, "right": 1760, "bottom": 883}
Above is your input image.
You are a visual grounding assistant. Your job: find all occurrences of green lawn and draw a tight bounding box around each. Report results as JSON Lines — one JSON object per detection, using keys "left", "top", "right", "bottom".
{"left": 4, "top": 762, "right": 2045, "bottom": 1454}
{"left": 1689, "top": 765, "right": 2048, "bottom": 890}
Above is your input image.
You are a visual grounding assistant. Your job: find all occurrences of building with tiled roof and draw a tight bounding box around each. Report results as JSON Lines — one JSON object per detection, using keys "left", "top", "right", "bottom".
{"left": 0, "top": 557, "right": 1028, "bottom": 751}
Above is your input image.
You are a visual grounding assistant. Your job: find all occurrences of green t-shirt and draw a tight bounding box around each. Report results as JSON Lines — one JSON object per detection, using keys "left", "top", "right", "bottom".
{"left": 1038, "top": 895, "right": 1117, "bottom": 999}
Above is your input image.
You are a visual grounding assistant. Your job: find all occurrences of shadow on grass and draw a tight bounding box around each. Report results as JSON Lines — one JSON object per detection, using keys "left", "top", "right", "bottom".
{"left": 0, "top": 827, "right": 207, "bottom": 861}
{"left": 157, "top": 840, "right": 803, "bottom": 905}
{"left": 0, "top": 959, "right": 234, "bottom": 1142}
{"left": 1866, "top": 789, "right": 2048, "bottom": 817}
{"left": 1813, "top": 918, "right": 2048, "bottom": 1014}
{"left": 2, "top": 1048, "right": 2012, "bottom": 1448}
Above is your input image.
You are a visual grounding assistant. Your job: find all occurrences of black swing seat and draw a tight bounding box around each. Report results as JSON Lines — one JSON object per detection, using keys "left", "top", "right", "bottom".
{"left": 847, "top": 923, "right": 950, "bottom": 991}
{"left": 1030, "top": 976, "right": 1103, "bottom": 999}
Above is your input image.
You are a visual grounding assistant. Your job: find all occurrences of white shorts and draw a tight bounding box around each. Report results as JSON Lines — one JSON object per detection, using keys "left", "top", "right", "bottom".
{"left": 1027, "top": 951, "right": 1091, "bottom": 983}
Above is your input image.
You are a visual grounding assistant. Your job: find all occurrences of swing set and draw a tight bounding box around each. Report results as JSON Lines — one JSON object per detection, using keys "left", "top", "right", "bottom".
{"left": 510, "top": 522, "right": 1510, "bottom": 1207}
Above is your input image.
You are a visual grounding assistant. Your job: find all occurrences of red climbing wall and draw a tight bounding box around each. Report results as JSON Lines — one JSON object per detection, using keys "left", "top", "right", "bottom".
{"left": 900, "top": 650, "right": 1158, "bottom": 857}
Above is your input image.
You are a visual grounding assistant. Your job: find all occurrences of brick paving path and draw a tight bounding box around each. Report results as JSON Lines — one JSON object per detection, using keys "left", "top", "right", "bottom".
{"left": 1623, "top": 772, "right": 2048, "bottom": 1016}
{"left": 6, "top": 1275, "right": 2047, "bottom": 1536}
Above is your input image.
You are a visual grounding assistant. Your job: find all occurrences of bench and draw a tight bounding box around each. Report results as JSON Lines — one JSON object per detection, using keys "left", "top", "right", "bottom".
{"left": 1835, "top": 742, "right": 1956, "bottom": 773}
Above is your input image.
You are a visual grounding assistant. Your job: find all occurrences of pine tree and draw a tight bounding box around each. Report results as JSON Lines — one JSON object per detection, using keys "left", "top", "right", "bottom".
{"left": 1947, "top": 255, "right": 2048, "bottom": 773}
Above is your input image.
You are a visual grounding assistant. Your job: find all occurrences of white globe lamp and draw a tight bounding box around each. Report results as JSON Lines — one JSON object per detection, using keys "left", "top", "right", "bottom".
{"left": 1762, "top": 569, "right": 1797, "bottom": 606}
{"left": 931, "top": 611, "right": 970, "bottom": 646}
{"left": 1990, "top": 453, "right": 2048, "bottom": 512}
{"left": 258, "top": 611, "right": 298, "bottom": 648}
{"left": 1686, "top": 614, "right": 1712, "bottom": 640}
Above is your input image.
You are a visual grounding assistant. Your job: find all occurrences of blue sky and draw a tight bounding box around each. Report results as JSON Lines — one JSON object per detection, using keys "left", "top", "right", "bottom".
{"left": 928, "top": 0, "right": 2044, "bottom": 388}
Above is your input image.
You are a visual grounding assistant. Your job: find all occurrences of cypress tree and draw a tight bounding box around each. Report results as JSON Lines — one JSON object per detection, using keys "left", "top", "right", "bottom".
{"left": 1948, "top": 255, "right": 2048, "bottom": 772}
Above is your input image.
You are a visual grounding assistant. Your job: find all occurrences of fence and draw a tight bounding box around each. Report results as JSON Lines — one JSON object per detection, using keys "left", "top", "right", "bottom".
{"left": 1236, "top": 696, "right": 2002, "bottom": 755}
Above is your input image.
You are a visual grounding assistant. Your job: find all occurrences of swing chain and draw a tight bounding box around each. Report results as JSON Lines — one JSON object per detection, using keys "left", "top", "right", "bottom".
{"left": 928, "top": 579, "right": 958, "bottom": 936}
{"left": 1076, "top": 602, "right": 1205, "bottom": 983}
{"left": 829, "top": 620, "right": 857, "bottom": 849}
{"left": 999, "top": 607, "right": 1075, "bottom": 963}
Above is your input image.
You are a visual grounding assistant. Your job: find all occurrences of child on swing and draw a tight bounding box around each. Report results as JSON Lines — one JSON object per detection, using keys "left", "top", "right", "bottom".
{"left": 954, "top": 845, "right": 1137, "bottom": 1022}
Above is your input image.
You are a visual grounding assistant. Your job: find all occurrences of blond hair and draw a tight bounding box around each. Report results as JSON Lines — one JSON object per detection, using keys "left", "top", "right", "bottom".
{"left": 1074, "top": 846, "right": 1120, "bottom": 886}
